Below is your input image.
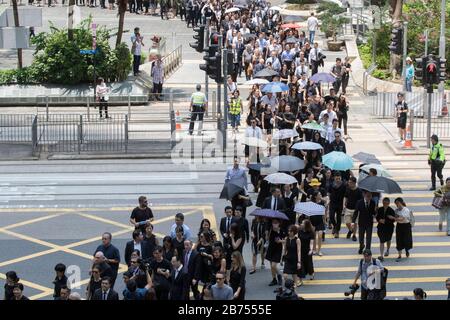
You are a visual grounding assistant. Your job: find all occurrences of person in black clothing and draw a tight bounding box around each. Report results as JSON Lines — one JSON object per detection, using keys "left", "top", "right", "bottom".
{"left": 328, "top": 172, "right": 347, "bottom": 238}
{"left": 4, "top": 271, "right": 19, "bottom": 301}
{"left": 57, "top": 285, "right": 71, "bottom": 301}
{"left": 352, "top": 191, "right": 377, "bottom": 254}
{"left": 94, "top": 233, "right": 120, "bottom": 288}
{"left": 173, "top": 226, "right": 186, "bottom": 260}
{"left": 211, "top": 246, "right": 227, "bottom": 280}
{"left": 282, "top": 184, "right": 299, "bottom": 231}
{"left": 150, "top": 246, "right": 172, "bottom": 300}
{"left": 92, "top": 277, "right": 119, "bottom": 300}
{"left": 229, "top": 223, "right": 245, "bottom": 255}
{"left": 265, "top": 219, "right": 285, "bottom": 286}
{"left": 169, "top": 255, "right": 189, "bottom": 300}
{"left": 229, "top": 251, "right": 246, "bottom": 300}
{"left": 197, "top": 232, "right": 214, "bottom": 284}
{"left": 395, "top": 92, "right": 408, "bottom": 143}
{"left": 143, "top": 223, "right": 158, "bottom": 252}
{"left": 329, "top": 131, "right": 346, "bottom": 153}
{"left": 250, "top": 216, "right": 267, "bottom": 274}
{"left": 125, "top": 229, "right": 151, "bottom": 267}
{"left": 233, "top": 206, "right": 250, "bottom": 245}
{"left": 262, "top": 187, "right": 287, "bottom": 212}
{"left": 298, "top": 219, "right": 315, "bottom": 280}
{"left": 182, "top": 240, "right": 202, "bottom": 300}
{"left": 343, "top": 177, "right": 363, "bottom": 241}
{"left": 283, "top": 225, "right": 302, "bottom": 287}
{"left": 198, "top": 218, "right": 217, "bottom": 243}
{"left": 130, "top": 196, "right": 154, "bottom": 233}
{"left": 86, "top": 265, "right": 103, "bottom": 300}
{"left": 336, "top": 94, "right": 349, "bottom": 136}
{"left": 162, "top": 236, "right": 176, "bottom": 262}
{"left": 52, "top": 263, "right": 68, "bottom": 300}
{"left": 341, "top": 57, "right": 352, "bottom": 95}
{"left": 376, "top": 197, "right": 396, "bottom": 261}
{"left": 11, "top": 283, "right": 29, "bottom": 300}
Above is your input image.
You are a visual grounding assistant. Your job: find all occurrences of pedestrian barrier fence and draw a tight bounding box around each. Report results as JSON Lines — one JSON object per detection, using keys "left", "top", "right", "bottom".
{"left": 409, "top": 109, "right": 450, "bottom": 140}
{"left": 372, "top": 91, "right": 449, "bottom": 118}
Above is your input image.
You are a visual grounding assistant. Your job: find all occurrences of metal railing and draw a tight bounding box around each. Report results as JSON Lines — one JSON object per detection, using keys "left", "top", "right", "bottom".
{"left": 410, "top": 109, "right": 450, "bottom": 140}
{"left": 372, "top": 91, "right": 447, "bottom": 118}
{"left": 0, "top": 114, "right": 35, "bottom": 142}
{"left": 163, "top": 45, "right": 183, "bottom": 79}
{"left": 363, "top": 63, "right": 377, "bottom": 95}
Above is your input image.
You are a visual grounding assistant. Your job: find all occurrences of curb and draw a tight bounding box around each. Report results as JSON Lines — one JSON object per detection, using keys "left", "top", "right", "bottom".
{"left": 385, "top": 139, "right": 428, "bottom": 155}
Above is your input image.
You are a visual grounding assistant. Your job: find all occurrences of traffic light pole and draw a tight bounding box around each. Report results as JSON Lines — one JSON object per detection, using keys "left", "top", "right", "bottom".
{"left": 402, "top": 22, "right": 408, "bottom": 92}
{"left": 204, "top": 18, "right": 210, "bottom": 116}
{"left": 438, "top": 0, "right": 446, "bottom": 94}
{"left": 426, "top": 84, "right": 433, "bottom": 148}
{"left": 222, "top": 48, "right": 228, "bottom": 154}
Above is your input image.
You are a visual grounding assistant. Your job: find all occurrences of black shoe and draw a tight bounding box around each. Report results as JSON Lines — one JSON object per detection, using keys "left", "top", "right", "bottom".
{"left": 358, "top": 246, "right": 364, "bottom": 254}
{"left": 268, "top": 279, "right": 278, "bottom": 286}
{"left": 277, "top": 274, "right": 282, "bottom": 285}
{"left": 352, "top": 235, "right": 357, "bottom": 242}
{"left": 440, "top": 180, "right": 444, "bottom": 186}
{"left": 346, "top": 231, "right": 352, "bottom": 239}
{"left": 429, "top": 186, "right": 436, "bottom": 191}
{"left": 406, "top": 250, "right": 410, "bottom": 258}
{"left": 378, "top": 256, "right": 384, "bottom": 262}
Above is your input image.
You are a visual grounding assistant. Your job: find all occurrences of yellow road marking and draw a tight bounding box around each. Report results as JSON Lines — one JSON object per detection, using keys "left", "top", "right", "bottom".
{"left": 325, "top": 231, "right": 446, "bottom": 239}
{"left": 2, "top": 213, "right": 66, "bottom": 230}
{"left": 0, "top": 272, "right": 53, "bottom": 293}
{"left": 302, "top": 276, "right": 447, "bottom": 285}
{"left": 340, "top": 221, "right": 439, "bottom": 227}
{"left": 0, "top": 205, "right": 213, "bottom": 213}
{"left": 314, "top": 264, "right": 450, "bottom": 273}
{"left": 29, "top": 290, "right": 56, "bottom": 300}
{"left": 322, "top": 242, "right": 450, "bottom": 249}
{"left": 0, "top": 248, "right": 59, "bottom": 267}
{"left": 300, "top": 290, "right": 448, "bottom": 299}
{"left": 308, "top": 252, "right": 450, "bottom": 261}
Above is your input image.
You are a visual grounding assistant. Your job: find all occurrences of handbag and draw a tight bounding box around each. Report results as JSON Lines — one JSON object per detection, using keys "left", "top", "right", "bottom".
{"left": 432, "top": 196, "right": 444, "bottom": 209}
{"left": 243, "top": 197, "right": 253, "bottom": 207}
{"left": 409, "top": 209, "right": 415, "bottom": 228}
{"left": 442, "top": 192, "right": 450, "bottom": 207}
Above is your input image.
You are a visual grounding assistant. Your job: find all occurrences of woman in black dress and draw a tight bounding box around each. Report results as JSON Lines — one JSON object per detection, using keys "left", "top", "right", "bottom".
{"left": 256, "top": 176, "right": 271, "bottom": 208}
{"left": 198, "top": 219, "right": 217, "bottom": 244}
{"left": 310, "top": 190, "right": 326, "bottom": 257}
{"left": 262, "top": 104, "right": 274, "bottom": 142}
{"left": 280, "top": 63, "right": 289, "bottom": 84}
{"left": 162, "top": 236, "right": 175, "bottom": 262}
{"left": 229, "top": 251, "right": 247, "bottom": 300}
{"left": 265, "top": 219, "right": 286, "bottom": 286}
{"left": 250, "top": 216, "right": 267, "bottom": 274}
{"left": 311, "top": 131, "right": 326, "bottom": 151}
{"left": 143, "top": 223, "right": 159, "bottom": 254}
{"left": 86, "top": 265, "right": 102, "bottom": 300}
{"left": 230, "top": 223, "right": 244, "bottom": 254}
{"left": 173, "top": 226, "right": 185, "bottom": 260}
{"left": 376, "top": 197, "right": 396, "bottom": 261}
{"left": 394, "top": 197, "right": 413, "bottom": 262}
{"left": 282, "top": 225, "right": 302, "bottom": 287}
{"left": 300, "top": 168, "right": 315, "bottom": 202}
{"left": 211, "top": 246, "right": 227, "bottom": 281}
{"left": 298, "top": 219, "right": 315, "bottom": 280}
{"left": 336, "top": 94, "right": 349, "bottom": 136}
{"left": 197, "top": 232, "right": 214, "bottom": 284}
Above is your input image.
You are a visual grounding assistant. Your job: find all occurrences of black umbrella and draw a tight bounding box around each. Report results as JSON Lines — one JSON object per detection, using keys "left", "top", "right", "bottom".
{"left": 254, "top": 68, "right": 279, "bottom": 78}
{"left": 219, "top": 177, "right": 246, "bottom": 200}
{"left": 352, "top": 152, "right": 381, "bottom": 164}
{"left": 358, "top": 176, "right": 402, "bottom": 194}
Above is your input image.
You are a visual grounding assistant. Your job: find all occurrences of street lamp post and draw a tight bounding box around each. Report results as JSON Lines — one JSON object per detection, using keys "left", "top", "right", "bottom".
{"left": 438, "top": 0, "right": 446, "bottom": 94}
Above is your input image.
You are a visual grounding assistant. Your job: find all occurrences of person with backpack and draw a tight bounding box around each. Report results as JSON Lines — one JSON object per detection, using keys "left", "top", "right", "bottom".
{"left": 428, "top": 134, "right": 446, "bottom": 191}
{"left": 393, "top": 198, "right": 413, "bottom": 262}
{"left": 351, "top": 249, "right": 386, "bottom": 300}
{"left": 433, "top": 177, "right": 450, "bottom": 235}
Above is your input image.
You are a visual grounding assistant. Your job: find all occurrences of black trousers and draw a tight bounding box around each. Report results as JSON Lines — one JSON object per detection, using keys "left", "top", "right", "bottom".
{"left": 329, "top": 204, "right": 343, "bottom": 232}
{"left": 338, "top": 116, "right": 348, "bottom": 135}
{"left": 153, "top": 82, "right": 163, "bottom": 98}
{"left": 133, "top": 55, "right": 141, "bottom": 75}
{"left": 311, "top": 61, "right": 319, "bottom": 75}
{"left": 359, "top": 224, "right": 373, "bottom": 250}
{"left": 187, "top": 9, "right": 195, "bottom": 27}
{"left": 342, "top": 76, "right": 349, "bottom": 94}
{"left": 100, "top": 0, "right": 105, "bottom": 8}
{"left": 431, "top": 161, "right": 444, "bottom": 188}
{"left": 333, "top": 78, "right": 342, "bottom": 93}
{"left": 179, "top": 6, "right": 186, "bottom": 20}
{"left": 129, "top": 0, "right": 135, "bottom": 12}
{"left": 188, "top": 105, "right": 205, "bottom": 134}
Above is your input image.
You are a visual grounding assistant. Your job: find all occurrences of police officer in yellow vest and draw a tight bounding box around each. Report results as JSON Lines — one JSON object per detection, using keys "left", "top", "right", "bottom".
{"left": 229, "top": 90, "right": 242, "bottom": 134}
{"left": 189, "top": 84, "right": 208, "bottom": 136}
{"left": 429, "top": 134, "right": 446, "bottom": 190}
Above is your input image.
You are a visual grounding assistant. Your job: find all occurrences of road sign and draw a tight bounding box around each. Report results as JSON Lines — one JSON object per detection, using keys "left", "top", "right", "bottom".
{"left": 79, "top": 49, "right": 97, "bottom": 54}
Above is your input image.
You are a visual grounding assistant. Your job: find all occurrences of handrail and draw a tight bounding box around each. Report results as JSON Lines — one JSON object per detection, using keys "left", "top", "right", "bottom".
{"left": 162, "top": 45, "right": 183, "bottom": 79}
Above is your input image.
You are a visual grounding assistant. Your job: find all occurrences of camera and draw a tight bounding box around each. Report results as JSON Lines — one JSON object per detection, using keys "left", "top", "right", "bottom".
{"left": 275, "top": 279, "right": 299, "bottom": 301}
{"left": 344, "top": 284, "right": 360, "bottom": 298}
{"left": 137, "top": 258, "right": 150, "bottom": 271}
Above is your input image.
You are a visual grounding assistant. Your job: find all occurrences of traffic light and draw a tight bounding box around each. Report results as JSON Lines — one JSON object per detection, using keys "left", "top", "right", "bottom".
{"left": 225, "top": 49, "right": 234, "bottom": 76}
{"left": 189, "top": 25, "right": 205, "bottom": 53}
{"left": 209, "top": 52, "right": 222, "bottom": 83}
{"left": 415, "top": 56, "right": 426, "bottom": 85}
{"left": 388, "top": 27, "right": 403, "bottom": 55}
{"left": 425, "top": 55, "right": 439, "bottom": 85}
{"left": 438, "top": 58, "right": 447, "bottom": 82}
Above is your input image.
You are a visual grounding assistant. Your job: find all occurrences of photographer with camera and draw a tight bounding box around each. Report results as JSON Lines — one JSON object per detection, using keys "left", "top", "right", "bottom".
{"left": 149, "top": 246, "right": 172, "bottom": 300}
{"left": 351, "top": 249, "right": 386, "bottom": 300}
{"left": 275, "top": 279, "right": 299, "bottom": 301}
{"left": 123, "top": 264, "right": 153, "bottom": 300}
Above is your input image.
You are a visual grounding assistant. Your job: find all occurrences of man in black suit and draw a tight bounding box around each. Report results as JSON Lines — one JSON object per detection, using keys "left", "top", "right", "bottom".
{"left": 169, "top": 255, "right": 189, "bottom": 300}
{"left": 182, "top": 239, "right": 202, "bottom": 300}
{"left": 352, "top": 191, "right": 377, "bottom": 254}
{"left": 92, "top": 277, "right": 119, "bottom": 300}
{"left": 262, "top": 187, "right": 287, "bottom": 212}
{"left": 124, "top": 230, "right": 151, "bottom": 267}
{"left": 220, "top": 206, "right": 237, "bottom": 243}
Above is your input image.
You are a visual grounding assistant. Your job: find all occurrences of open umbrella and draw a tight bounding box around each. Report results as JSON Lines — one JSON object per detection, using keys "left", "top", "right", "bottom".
{"left": 264, "top": 173, "right": 298, "bottom": 185}
{"left": 322, "top": 151, "right": 354, "bottom": 171}
{"left": 244, "top": 78, "right": 269, "bottom": 85}
{"left": 219, "top": 176, "right": 246, "bottom": 200}
{"left": 281, "top": 23, "right": 300, "bottom": 29}
{"left": 285, "top": 37, "right": 299, "bottom": 44}
{"left": 301, "top": 122, "right": 326, "bottom": 132}
{"left": 242, "top": 137, "right": 268, "bottom": 148}
{"left": 243, "top": 33, "right": 257, "bottom": 41}
{"left": 358, "top": 176, "right": 402, "bottom": 194}
{"left": 248, "top": 162, "right": 271, "bottom": 171}
{"left": 254, "top": 68, "right": 279, "bottom": 78}
{"left": 360, "top": 164, "right": 392, "bottom": 177}
{"left": 292, "top": 141, "right": 323, "bottom": 151}
{"left": 310, "top": 72, "right": 336, "bottom": 83}
{"left": 270, "top": 155, "right": 305, "bottom": 172}
{"left": 272, "top": 129, "right": 299, "bottom": 140}
{"left": 262, "top": 81, "right": 290, "bottom": 93}
{"left": 352, "top": 152, "right": 381, "bottom": 164}
{"left": 294, "top": 202, "right": 326, "bottom": 216}
{"left": 225, "top": 7, "right": 240, "bottom": 14}
{"left": 250, "top": 209, "right": 289, "bottom": 220}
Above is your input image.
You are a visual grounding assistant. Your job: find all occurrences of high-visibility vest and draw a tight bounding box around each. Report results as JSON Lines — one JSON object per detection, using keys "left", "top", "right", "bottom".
{"left": 191, "top": 92, "right": 206, "bottom": 105}
{"left": 229, "top": 97, "right": 242, "bottom": 115}
{"left": 429, "top": 143, "right": 445, "bottom": 161}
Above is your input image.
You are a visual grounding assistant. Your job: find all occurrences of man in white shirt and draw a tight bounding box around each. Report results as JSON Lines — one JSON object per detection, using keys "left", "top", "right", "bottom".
{"left": 294, "top": 60, "right": 309, "bottom": 79}
{"left": 245, "top": 119, "right": 263, "bottom": 159}
{"left": 265, "top": 51, "right": 281, "bottom": 72}
{"left": 319, "top": 101, "right": 338, "bottom": 125}
{"left": 326, "top": 118, "right": 343, "bottom": 143}
{"left": 307, "top": 12, "right": 319, "bottom": 44}
{"left": 308, "top": 42, "right": 322, "bottom": 75}
{"left": 261, "top": 92, "right": 278, "bottom": 112}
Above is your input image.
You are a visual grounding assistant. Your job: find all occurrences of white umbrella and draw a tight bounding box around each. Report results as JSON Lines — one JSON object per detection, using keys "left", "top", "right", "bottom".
{"left": 294, "top": 201, "right": 326, "bottom": 216}
{"left": 225, "top": 7, "right": 240, "bottom": 14}
{"left": 269, "top": 6, "right": 282, "bottom": 11}
{"left": 272, "top": 129, "right": 299, "bottom": 140}
{"left": 270, "top": 155, "right": 305, "bottom": 172}
{"left": 244, "top": 78, "right": 270, "bottom": 85}
{"left": 264, "top": 173, "right": 298, "bottom": 185}
{"left": 291, "top": 141, "right": 323, "bottom": 151}
{"left": 242, "top": 137, "right": 269, "bottom": 148}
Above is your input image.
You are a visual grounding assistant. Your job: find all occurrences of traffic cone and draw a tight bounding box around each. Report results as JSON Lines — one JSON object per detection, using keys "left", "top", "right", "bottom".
{"left": 442, "top": 93, "right": 448, "bottom": 116}
{"left": 175, "top": 110, "right": 181, "bottom": 130}
{"left": 403, "top": 125, "right": 413, "bottom": 149}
